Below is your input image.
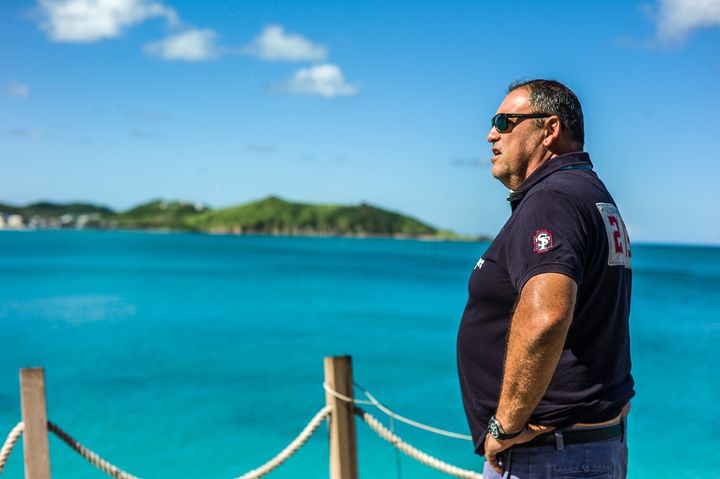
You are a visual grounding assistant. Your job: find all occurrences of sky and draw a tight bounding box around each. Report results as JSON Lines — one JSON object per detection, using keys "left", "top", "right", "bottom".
{"left": 1, "top": 0, "right": 720, "bottom": 244}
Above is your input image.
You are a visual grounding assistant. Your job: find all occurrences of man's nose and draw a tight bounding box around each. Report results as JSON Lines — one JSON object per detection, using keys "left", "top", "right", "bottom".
{"left": 487, "top": 126, "right": 500, "bottom": 143}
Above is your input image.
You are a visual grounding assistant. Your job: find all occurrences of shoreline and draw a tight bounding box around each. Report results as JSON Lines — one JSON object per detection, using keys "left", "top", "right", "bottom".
{"left": 0, "top": 227, "right": 490, "bottom": 242}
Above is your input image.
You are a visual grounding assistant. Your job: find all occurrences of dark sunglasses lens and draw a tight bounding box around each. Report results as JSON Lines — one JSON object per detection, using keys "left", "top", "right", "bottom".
{"left": 492, "top": 115, "right": 508, "bottom": 132}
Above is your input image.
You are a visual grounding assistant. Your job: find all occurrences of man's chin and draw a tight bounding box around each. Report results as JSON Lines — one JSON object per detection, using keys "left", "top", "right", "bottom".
{"left": 490, "top": 169, "right": 515, "bottom": 190}
{"left": 490, "top": 165, "right": 504, "bottom": 181}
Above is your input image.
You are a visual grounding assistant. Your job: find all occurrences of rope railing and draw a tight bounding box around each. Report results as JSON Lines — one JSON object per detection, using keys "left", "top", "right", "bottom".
{"left": 323, "top": 382, "right": 374, "bottom": 405}
{"left": 357, "top": 385, "right": 473, "bottom": 441}
{"left": 48, "top": 421, "right": 141, "bottom": 479}
{"left": 357, "top": 409, "right": 483, "bottom": 479}
{"left": 0, "top": 422, "right": 24, "bottom": 475}
{"left": 8, "top": 361, "right": 481, "bottom": 479}
{"left": 234, "top": 405, "right": 331, "bottom": 479}
{"left": 1, "top": 407, "right": 331, "bottom": 479}
{"left": 324, "top": 382, "right": 473, "bottom": 441}
{"left": 323, "top": 382, "right": 483, "bottom": 479}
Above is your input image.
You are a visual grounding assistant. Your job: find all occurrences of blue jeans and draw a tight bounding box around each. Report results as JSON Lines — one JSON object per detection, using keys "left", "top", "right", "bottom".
{"left": 482, "top": 422, "right": 628, "bottom": 479}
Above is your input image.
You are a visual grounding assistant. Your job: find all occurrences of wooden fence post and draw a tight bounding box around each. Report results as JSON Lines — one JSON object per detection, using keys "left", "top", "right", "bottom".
{"left": 324, "top": 356, "right": 359, "bottom": 479}
{"left": 20, "top": 368, "right": 51, "bottom": 479}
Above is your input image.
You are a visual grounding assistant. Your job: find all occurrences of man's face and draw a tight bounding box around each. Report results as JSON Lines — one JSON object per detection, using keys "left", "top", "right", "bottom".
{"left": 487, "top": 88, "right": 546, "bottom": 190}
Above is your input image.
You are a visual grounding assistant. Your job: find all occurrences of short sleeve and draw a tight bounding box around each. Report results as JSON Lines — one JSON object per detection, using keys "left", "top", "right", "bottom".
{"left": 504, "top": 188, "right": 588, "bottom": 292}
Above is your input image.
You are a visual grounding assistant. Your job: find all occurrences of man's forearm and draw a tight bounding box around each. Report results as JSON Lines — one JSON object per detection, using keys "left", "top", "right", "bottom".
{"left": 494, "top": 273, "right": 577, "bottom": 433}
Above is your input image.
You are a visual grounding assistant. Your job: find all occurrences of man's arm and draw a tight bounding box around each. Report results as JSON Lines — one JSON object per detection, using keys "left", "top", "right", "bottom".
{"left": 484, "top": 272, "right": 577, "bottom": 472}
{"left": 496, "top": 272, "right": 577, "bottom": 429}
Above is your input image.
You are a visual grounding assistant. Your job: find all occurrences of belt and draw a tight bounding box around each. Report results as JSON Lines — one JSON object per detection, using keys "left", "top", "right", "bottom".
{"left": 513, "top": 422, "right": 624, "bottom": 449}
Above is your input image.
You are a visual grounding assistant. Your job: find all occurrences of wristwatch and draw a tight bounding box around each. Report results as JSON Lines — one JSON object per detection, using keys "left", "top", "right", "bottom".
{"left": 488, "top": 415, "right": 522, "bottom": 440}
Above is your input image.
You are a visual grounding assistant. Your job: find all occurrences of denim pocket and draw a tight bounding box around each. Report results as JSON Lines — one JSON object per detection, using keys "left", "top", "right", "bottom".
{"left": 554, "top": 436, "right": 625, "bottom": 478}
{"left": 555, "top": 465, "right": 612, "bottom": 478}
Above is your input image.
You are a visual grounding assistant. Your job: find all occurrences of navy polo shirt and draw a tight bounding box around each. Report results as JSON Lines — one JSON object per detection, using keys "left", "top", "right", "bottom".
{"left": 457, "top": 151, "right": 634, "bottom": 455}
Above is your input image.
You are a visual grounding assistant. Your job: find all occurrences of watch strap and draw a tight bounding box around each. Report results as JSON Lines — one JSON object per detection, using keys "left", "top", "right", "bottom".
{"left": 488, "top": 415, "right": 522, "bottom": 440}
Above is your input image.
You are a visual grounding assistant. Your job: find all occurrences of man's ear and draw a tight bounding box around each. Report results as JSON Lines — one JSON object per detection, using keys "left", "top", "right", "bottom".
{"left": 542, "top": 116, "right": 562, "bottom": 147}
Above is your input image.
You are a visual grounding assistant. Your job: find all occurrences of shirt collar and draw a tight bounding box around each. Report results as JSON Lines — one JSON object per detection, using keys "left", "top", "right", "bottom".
{"left": 507, "top": 151, "right": 593, "bottom": 208}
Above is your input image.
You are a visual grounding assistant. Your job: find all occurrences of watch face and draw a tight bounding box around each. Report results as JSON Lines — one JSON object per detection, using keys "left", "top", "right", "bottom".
{"left": 488, "top": 418, "right": 500, "bottom": 438}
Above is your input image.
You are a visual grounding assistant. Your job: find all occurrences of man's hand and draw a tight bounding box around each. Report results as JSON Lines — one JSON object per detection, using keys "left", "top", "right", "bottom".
{"left": 484, "top": 424, "right": 556, "bottom": 474}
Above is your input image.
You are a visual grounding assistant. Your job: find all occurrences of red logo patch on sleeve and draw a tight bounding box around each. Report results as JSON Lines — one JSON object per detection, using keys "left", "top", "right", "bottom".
{"left": 533, "top": 229, "right": 553, "bottom": 253}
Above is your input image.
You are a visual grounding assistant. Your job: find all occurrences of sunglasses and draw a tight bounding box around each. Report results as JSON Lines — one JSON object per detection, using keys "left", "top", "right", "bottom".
{"left": 491, "top": 113, "right": 551, "bottom": 133}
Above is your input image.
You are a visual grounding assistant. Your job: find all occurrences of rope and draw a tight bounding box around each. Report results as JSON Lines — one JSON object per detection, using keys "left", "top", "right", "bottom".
{"left": 0, "top": 422, "right": 24, "bottom": 475}
{"left": 5, "top": 385, "right": 475, "bottom": 479}
{"left": 47, "top": 406, "right": 329, "bottom": 479}
{"left": 48, "top": 421, "right": 142, "bottom": 479}
{"left": 234, "top": 405, "right": 331, "bottom": 479}
{"left": 322, "top": 383, "right": 374, "bottom": 405}
{"left": 390, "top": 415, "right": 402, "bottom": 479}
{"left": 325, "top": 382, "right": 472, "bottom": 441}
{"left": 357, "top": 409, "right": 483, "bottom": 479}
{"left": 359, "top": 387, "right": 473, "bottom": 441}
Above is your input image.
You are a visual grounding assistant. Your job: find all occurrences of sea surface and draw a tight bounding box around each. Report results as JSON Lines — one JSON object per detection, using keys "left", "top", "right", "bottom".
{"left": 0, "top": 231, "right": 718, "bottom": 479}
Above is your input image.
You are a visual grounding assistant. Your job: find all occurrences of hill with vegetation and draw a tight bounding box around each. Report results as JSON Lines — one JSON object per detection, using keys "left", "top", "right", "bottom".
{"left": 186, "top": 196, "right": 440, "bottom": 236}
{"left": 0, "top": 201, "right": 113, "bottom": 217}
{"left": 1, "top": 196, "right": 484, "bottom": 240}
{"left": 111, "top": 200, "right": 208, "bottom": 230}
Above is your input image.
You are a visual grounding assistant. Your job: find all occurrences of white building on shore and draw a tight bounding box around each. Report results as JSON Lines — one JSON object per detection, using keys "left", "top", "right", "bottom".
{"left": 0, "top": 213, "right": 26, "bottom": 229}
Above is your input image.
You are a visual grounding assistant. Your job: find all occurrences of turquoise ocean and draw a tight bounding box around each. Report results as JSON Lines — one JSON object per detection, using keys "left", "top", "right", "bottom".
{"left": 1, "top": 231, "right": 718, "bottom": 478}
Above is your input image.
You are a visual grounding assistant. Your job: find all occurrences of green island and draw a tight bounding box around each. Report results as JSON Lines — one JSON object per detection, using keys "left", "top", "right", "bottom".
{"left": 0, "top": 196, "right": 488, "bottom": 241}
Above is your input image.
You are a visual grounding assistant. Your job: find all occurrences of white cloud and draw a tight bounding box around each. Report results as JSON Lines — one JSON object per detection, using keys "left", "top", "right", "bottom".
{"left": 1, "top": 128, "right": 42, "bottom": 140}
{"left": 245, "top": 25, "right": 327, "bottom": 62}
{"left": 281, "top": 64, "right": 358, "bottom": 98}
{"left": 39, "top": 0, "right": 178, "bottom": 43}
{"left": 245, "top": 143, "right": 276, "bottom": 154}
{"left": 144, "top": 28, "right": 218, "bottom": 61}
{"left": 6, "top": 82, "right": 30, "bottom": 98}
{"left": 654, "top": 0, "right": 720, "bottom": 43}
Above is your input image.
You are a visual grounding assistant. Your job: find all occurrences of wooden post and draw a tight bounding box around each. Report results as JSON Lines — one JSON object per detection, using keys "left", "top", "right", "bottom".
{"left": 324, "top": 356, "right": 359, "bottom": 479}
{"left": 20, "top": 368, "right": 51, "bottom": 479}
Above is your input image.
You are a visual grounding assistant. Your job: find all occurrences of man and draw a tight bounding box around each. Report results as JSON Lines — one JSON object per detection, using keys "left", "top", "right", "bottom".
{"left": 456, "top": 79, "right": 634, "bottom": 478}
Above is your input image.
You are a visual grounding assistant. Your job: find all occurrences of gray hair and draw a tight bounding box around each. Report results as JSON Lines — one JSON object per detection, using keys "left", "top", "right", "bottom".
{"left": 508, "top": 79, "right": 585, "bottom": 148}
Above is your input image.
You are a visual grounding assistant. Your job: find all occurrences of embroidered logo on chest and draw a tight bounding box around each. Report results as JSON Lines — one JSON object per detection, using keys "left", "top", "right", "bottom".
{"left": 474, "top": 258, "right": 484, "bottom": 270}
{"left": 533, "top": 230, "right": 553, "bottom": 253}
